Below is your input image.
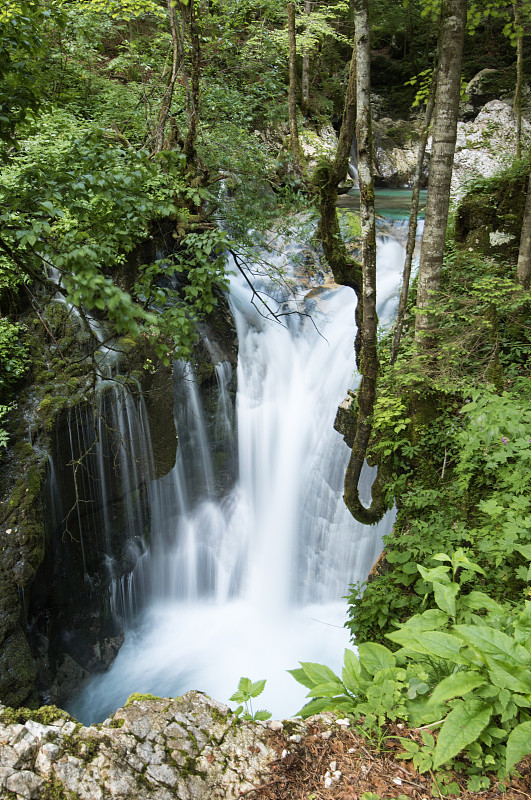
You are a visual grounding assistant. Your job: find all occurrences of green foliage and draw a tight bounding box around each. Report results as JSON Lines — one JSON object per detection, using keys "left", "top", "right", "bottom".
{"left": 0, "top": 0, "right": 63, "bottom": 147}
{"left": 229, "top": 677, "right": 272, "bottom": 722}
{"left": 293, "top": 550, "right": 531, "bottom": 785}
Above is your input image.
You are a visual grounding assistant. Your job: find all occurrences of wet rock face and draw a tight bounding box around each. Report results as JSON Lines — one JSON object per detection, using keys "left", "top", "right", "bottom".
{"left": 0, "top": 692, "right": 287, "bottom": 800}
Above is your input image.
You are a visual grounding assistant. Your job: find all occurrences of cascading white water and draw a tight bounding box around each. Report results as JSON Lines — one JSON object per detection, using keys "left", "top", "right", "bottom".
{"left": 69, "top": 216, "right": 409, "bottom": 724}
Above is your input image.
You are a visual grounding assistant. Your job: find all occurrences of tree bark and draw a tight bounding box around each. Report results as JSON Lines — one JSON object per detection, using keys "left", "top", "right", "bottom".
{"left": 182, "top": 0, "right": 201, "bottom": 168}
{"left": 517, "top": 165, "right": 531, "bottom": 289}
{"left": 342, "top": 0, "right": 388, "bottom": 526}
{"left": 287, "top": 2, "right": 303, "bottom": 171}
{"left": 312, "top": 44, "right": 363, "bottom": 354}
{"left": 301, "top": 0, "right": 311, "bottom": 116}
{"left": 414, "top": 0, "right": 467, "bottom": 344}
{"left": 390, "top": 77, "right": 436, "bottom": 364}
{"left": 151, "top": 0, "right": 183, "bottom": 154}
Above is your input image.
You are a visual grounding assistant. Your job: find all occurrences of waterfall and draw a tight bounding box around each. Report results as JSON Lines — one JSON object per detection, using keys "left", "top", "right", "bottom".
{"left": 68, "top": 216, "right": 408, "bottom": 723}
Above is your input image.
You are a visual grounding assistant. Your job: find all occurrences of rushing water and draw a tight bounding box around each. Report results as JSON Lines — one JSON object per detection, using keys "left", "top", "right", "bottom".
{"left": 68, "top": 210, "right": 411, "bottom": 724}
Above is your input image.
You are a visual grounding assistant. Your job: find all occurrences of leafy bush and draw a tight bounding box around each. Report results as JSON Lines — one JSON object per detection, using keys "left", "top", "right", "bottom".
{"left": 292, "top": 550, "right": 531, "bottom": 788}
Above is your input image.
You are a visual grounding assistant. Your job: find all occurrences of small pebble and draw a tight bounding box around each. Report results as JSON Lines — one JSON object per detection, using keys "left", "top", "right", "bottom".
{"left": 329, "top": 761, "right": 337, "bottom": 772}
{"left": 397, "top": 723, "right": 404, "bottom": 729}
{"left": 268, "top": 720, "right": 283, "bottom": 732}
{"left": 281, "top": 749, "right": 289, "bottom": 759}
{"left": 335, "top": 718, "right": 350, "bottom": 726}
{"left": 321, "top": 730, "right": 332, "bottom": 740}
{"left": 333, "top": 770, "right": 342, "bottom": 781}
{"left": 289, "top": 734, "right": 301, "bottom": 743}
{"left": 393, "top": 777, "right": 403, "bottom": 786}
{"left": 348, "top": 747, "right": 356, "bottom": 754}
{"left": 324, "top": 776, "right": 333, "bottom": 789}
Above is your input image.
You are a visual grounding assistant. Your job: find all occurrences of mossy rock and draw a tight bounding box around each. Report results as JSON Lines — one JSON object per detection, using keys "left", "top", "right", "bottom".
{"left": 455, "top": 170, "right": 528, "bottom": 260}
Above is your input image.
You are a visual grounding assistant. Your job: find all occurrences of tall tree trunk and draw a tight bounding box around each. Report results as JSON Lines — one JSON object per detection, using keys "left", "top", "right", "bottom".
{"left": 342, "top": 0, "right": 388, "bottom": 526}
{"left": 287, "top": 2, "right": 303, "bottom": 171}
{"left": 182, "top": 0, "right": 201, "bottom": 168}
{"left": 312, "top": 45, "right": 363, "bottom": 354}
{"left": 301, "top": 0, "right": 311, "bottom": 116}
{"left": 415, "top": 0, "right": 467, "bottom": 345}
{"left": 514, "top": 0, "right": 523, "bottom": 160}
{"left": 517, "top": 163, "right": 531, "bottom": 289}
{"left": 390, "top": 77, "right": 436, "bottom": 363}
{"left": 152, "top": 0, "right": 183, "bottom": 154}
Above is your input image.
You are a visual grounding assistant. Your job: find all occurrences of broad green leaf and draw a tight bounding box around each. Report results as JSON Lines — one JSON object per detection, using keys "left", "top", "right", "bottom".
{"left": 433, "top": 700, "right": 492, "bottom": 768}
{"left": 485, "top": 656, "right": 531, "bottom": 693}
{"left": 506, "top": 722, "right": 531, "bottom": 772}
{"left": 295, "top": 697, "right": 333, "bottom": 718}
{"left": 463, "top": 591, "right": 503, "bottom": 613}
{"left": 387, "top": 629, "right": 464, "bottom": 661}
{"left": 397, "top": 609, "right": 449, "bottom": 631}
{"left": 254, "top": 710, "right": 272, "bottom": 721}
{"left": 428, "top": 671, "right": 485, "bottom": 706}
{"left": 514, "top": 602, "right": 531, "bottom": 646}
{"left": 516, "top": 544, "right": 531, "bottom": 560}
{"left": 454, "top": 625, "right": 531, "bottom": 666}
{"left": 417, "top": 564, "right": 451, "bottom": 583}
{"left": 288, "top": 667, "right": 315, "bottom": 690}
{"left": 342, "top": 648, "right": 362, "bottom": 692}
{"left": 299, "top": 662, "right": 340, "bottom": 688}
{"left": 307, "top": 680, "right": 344, "bottom": 698}
{"left": 238, "top": 677, "right": 252, "bottom": 694}
{"left": 357, "top": 642, "right": 396, "bottom": 675}
{"left": 249, "top": 679, "right": 266, "bottom": 698}
{"left": 433, "top": 580, "right": 459, "bottom": 617}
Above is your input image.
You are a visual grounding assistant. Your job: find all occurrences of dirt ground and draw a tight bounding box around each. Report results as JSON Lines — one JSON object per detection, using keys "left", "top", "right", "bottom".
{"left": 249, "top": 719, "right": 531, "bottom": 800}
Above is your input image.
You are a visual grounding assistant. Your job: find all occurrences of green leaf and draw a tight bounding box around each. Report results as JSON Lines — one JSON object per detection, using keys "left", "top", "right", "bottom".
{"left": 298, "top": 662, "right": 340, "bottom": 688}
{"left": 485, "top": 656, "right": 531, "bottom": 693}
{"left": 516, "top": 544, "right": 531, "bottom": 561}
{"left": 357, "top": 642, "right": 396, "bottom": 675}
{"left": 433, "top": 580, "right": 459, "bottom": 618}
{"left": 387, "top": 629, "right": 464, "bottom": 661}
{"left": 418, "top": 564, "right": 451, "bottom": 583}
{"left": 254, "top": 710, "right": 272, "bottom": 721}
{"left": 433, "top": 700, "right": 492, "bottom": 769}
{"left": 454, "top": 625, "right": 531, "bottom": 666}
{"left": 295, "top": 697, "right": 334, "bottom": 718}
{"left": 463, "top": 591, "right": 503, "bottom": 613}
{"left": 506, "top": 722, "right": 531, "bottom": 772}
{"left": 342, "top": 648, "right": 362, "bottom": 692}
{"left": 288, "top": 667, "right": 315, "bottom": 690}
{"left": 307, "top": 680, "right": 344, "bottom": 698}
{"left": 428, "top": 672, "right": 485, "bottom": 706}
{"left": 249, "top": 679, "right": 266, "bottom": 698}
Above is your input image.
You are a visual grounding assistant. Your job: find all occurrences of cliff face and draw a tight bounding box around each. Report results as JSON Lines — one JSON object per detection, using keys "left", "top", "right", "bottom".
{"left": 0, "top": 279, "right": 237, "bottom": 710}
{"left": 0, "top": 692, "right": 284, "bottom": 800}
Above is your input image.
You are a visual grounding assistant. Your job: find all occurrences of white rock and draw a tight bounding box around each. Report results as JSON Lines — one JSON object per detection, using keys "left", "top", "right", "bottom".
{"left": 34, "top": 742, "right": 62, "bottom": 774}
{"left": 24, "top": 720, "right": 56, "bottom": 740}
{"left": 5, "top": 770, "right": 45, "bottom": 799}
{"left": 324, "top": 775, "right": 333, "bottom": 789}
{"left": 335, "top": 718, "right": 350, "bottom": 727}
{"left": 268, "top": 720, "right": 283, "bottom": 732}
{"left": 61, "top": 720, "right": 77, "bottom": 736}
{"left": 146, "top": 762, "right": 180, "bottom": 787}
{"left": 329, "top": 761, "right": 337, "bottom": 771}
